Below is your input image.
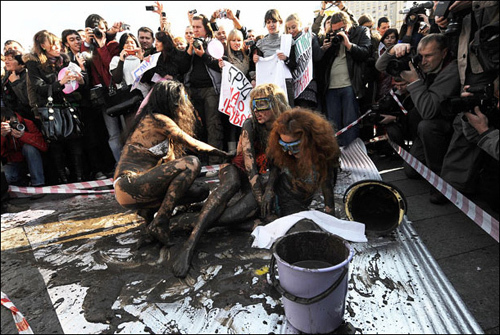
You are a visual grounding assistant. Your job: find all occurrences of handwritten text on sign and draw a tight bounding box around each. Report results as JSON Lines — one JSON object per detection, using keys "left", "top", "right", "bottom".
{"left": 131, "top": 52, "right": 161, "bottom": 90}
{"left": 218, "top": 61, "right": 252, "bottom": 127}
{"left": 292, "top": 31, "right": 313, "bottom": 99}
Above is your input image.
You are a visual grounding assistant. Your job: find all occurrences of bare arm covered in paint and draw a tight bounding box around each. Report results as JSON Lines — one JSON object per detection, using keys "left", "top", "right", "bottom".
{"left": 159, "top": 115, "right": 231, "bottom": 158}
{"left": 240, "top": 120, "right": 265, "bottom": 204}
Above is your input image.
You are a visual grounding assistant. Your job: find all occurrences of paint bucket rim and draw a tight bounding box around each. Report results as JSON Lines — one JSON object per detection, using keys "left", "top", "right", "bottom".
{"left": 272, "top": 231, "right": 354, "bottom": 273}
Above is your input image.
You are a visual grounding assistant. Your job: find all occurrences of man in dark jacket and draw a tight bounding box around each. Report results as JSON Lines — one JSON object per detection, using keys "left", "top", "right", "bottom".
{"left": 1, "top": 106, "right": 47, "bottom": 186}
{"left": 319, "top": 10, "right": 371, "bottom": 147}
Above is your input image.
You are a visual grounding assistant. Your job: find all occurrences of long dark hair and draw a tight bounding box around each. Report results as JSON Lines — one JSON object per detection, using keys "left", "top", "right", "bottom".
{"left": 155, "top": 31, "right": 176, "bottom": 59}
{"left": 381, "top": 28, "right": 399, "bottom": 46}
{"left": 128, "top": 81, "right": 197, "bottom": 157}
{"left": 118, "top": 32, "right": 140, "bottom": 51}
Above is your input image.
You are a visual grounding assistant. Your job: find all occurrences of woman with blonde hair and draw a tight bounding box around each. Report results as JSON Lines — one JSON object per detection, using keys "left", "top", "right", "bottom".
{"left": 218, "top": 28, "right": 251, "bottom": 151}
{"left": 171, "top": 83, "right": 290, "bottom": 278}
{"left": 262, "top": 107, "right": 341, "bottom": 218}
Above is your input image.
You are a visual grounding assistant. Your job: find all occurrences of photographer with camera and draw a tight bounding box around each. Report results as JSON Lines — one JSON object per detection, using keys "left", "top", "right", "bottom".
{"left": 318, "top": 10, "right": 371, "bottom": 147}
{"left": 376, "top": 33, "right": 461, "bottom": 202}
{"left": 2, "top": 49, "right": 34, "bottom": 123}
{"left": 399, "top": 1, "right": 434, "bottom": 48}
{"left": 81, "top": 14, "right": 123, "bottom": 166}
{"left": 61, "top": 28, "right": 110, "bottom": 181}
{"left": 372, "top": 77, "right": 420, "bottom": 152}
{"left": 1, "top": 106, "right": 47, "bottom": 187}
{"left": 431, "top": 1, "right": 499, "bottom": 206}
{"left": 184, "top": 14, "right": 224, "bottom": 166}
{"left": 462, "top": 80, "right": 499, "bottom": 161}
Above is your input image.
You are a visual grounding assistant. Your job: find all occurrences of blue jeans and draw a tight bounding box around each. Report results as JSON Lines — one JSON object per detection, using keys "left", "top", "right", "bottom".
{"left": 4, "top": 144, "right": 45, "bottom": 186}
{"left": 325, "top": 86, "right": 360, "bottom": 147}
{"left": 102, "top": 111, "right": 123, "bottom": 163}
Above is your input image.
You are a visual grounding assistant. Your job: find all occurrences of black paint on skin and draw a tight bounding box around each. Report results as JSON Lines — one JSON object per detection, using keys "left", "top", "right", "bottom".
{"left": 172, "top": 119, "right": 270, "bottom": 278}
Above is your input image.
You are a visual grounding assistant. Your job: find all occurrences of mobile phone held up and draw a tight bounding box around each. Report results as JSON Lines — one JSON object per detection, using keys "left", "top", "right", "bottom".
{"left": 145, "top": 5, "right": 157, "bottom": 11}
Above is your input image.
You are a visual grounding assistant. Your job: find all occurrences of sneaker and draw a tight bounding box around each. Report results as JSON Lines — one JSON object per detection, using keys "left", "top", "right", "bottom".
{"left": 95, "top": 171, "right": 107, "bottom": 180}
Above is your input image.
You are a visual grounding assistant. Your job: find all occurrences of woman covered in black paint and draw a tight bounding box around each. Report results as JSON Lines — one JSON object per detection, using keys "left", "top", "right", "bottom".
{"left": 171, "top": 83, "right": 290, "bottom": 278}
{"left": 113, "top": 80, "right": 231, "bottom": 246}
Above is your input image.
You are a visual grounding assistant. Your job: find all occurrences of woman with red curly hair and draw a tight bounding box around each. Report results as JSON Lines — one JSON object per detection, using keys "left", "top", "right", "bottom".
{"left": 262, "top": 107, "right": 341, "bottom": 218}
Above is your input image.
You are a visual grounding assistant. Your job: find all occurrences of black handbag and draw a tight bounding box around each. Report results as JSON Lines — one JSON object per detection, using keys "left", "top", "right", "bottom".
{"left": 37, "top": 85, "right": 83, "bottom": 141}
{"left": 104, "top": 81, "right": 143, "bottom": 117}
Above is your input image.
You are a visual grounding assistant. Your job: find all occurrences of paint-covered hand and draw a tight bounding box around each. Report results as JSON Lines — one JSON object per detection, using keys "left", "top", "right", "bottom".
{"left": 261, "top": 188, "right": 275, "bottom": 219}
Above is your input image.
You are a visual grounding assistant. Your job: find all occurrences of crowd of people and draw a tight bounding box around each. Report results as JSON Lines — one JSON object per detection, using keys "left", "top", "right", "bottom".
{"left": 1, "top": 1, "right": 498, "bottom": 273}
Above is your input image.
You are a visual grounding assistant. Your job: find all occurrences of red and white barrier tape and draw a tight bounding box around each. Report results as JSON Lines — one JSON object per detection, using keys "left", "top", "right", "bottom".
{"left": 389, "top": 141, "right": 499, "bottom": 242}
{"left": 389, "top": 90, "right": 408, "bottom": 115}
{"left": 9, "top": 166, "right": 222, "bottom": 196}
{"left": 1, "top": 292, "right": 33, "bottom": 334}
{"left": 335, "top": 110, "right": 373, "bottom": 137}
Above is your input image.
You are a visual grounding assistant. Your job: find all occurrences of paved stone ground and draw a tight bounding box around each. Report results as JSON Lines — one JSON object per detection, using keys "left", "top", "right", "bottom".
{"left": 369, "top": 150, "right": 499, "bottom": 334}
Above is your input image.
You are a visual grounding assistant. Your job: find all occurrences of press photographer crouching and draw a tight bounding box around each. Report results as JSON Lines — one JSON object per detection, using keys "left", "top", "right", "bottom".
{"left": 1, "top": 106, "right": 47, "bottom": 187}
{"left": 437, "top": 78, "right": 499, "bottom": 210}
{"left": 376, "top": 33, "right": 461, "bottom": 200}
{"left": 369, "top": 76, "right": 420, "bottom": 152}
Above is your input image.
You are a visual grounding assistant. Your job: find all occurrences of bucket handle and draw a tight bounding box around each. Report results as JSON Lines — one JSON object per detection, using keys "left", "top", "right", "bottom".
{"left": 269, "top": 255, "right": 348, "bottom": 305}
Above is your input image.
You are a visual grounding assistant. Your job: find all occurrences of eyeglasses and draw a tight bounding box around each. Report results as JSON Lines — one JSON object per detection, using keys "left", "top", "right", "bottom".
{"left": 252, "top": 97, "right": 272, "bottom": 112}
{"left": 279, "top": 139, "right": 301, "bottom": 154}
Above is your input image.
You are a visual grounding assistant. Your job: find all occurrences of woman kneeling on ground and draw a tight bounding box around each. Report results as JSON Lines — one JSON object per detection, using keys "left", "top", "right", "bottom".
{"left": 113, "top": 80, "right": 231, "bottom": 246}
{"left": 171, "top": 83, "right": 290, "bottom": 278}
{"left": 262, "top": 107, "right": 341, "bottom": 218}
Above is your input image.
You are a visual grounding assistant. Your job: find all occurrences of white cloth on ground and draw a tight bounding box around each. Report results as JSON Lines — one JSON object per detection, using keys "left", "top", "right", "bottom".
{"left": 251, "top": 209, "right": 367, "bottom": 249}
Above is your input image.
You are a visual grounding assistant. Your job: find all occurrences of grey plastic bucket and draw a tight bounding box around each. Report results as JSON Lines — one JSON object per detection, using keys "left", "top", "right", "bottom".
{"left": 270, "top": 231, "right": 354, "bottom": 334}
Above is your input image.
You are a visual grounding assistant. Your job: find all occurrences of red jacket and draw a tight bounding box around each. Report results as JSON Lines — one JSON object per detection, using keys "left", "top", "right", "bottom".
{"left": 81, "top": 40, "right": 120, "bottom": 87}
{"left": 1, "top": 113, "right": 48, "bottom": 163}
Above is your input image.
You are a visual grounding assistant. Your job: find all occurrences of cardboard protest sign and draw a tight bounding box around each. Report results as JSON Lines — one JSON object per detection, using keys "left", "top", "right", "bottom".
{"left": 218, "top": 61, "right": 253, "bottom": 127}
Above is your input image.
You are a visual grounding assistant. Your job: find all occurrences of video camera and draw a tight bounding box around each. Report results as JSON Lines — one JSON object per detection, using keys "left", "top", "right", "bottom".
{"left": 399, "top": 1, "right": 434, "bottom": 16}
{"left": 449, "top": 84, "right": 497, "bottom": 117}
{"left": 386, "top": 48, "right": 422, "bottom": 77}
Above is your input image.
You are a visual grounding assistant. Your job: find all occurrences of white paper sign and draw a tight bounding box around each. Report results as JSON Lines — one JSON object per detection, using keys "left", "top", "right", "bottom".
{"left": 131, "top": 52, "right": 161, "bottom": 90}
{"left": 218, "top": 61, "right": 253, "bottom": 127}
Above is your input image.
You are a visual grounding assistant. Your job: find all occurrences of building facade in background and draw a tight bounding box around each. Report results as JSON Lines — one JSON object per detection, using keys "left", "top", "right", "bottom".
{"left": 347, "top": 1, "right": 407, "bottom": 30}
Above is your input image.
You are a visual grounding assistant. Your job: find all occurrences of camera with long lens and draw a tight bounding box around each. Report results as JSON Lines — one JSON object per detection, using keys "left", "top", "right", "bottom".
{"left": 386, "top": 48, "right": 422, "bottom": 77}
{"left": 9, "top": 120, "right": 25, "bottom": 132}
{"left": 449, "top": 84, "right": 497, "bottom": 118}
{"left": 192, "top": 38, "right": 204, "bottom": 50}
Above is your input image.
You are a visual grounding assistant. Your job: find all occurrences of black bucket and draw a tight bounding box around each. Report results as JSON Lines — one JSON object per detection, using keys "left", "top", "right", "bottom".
{"left": 343, "top": 180, "right": 407, "bottom": 235}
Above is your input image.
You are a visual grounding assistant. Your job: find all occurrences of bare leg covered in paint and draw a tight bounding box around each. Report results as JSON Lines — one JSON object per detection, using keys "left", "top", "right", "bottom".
{"left": 172, "top": 164, "right": 250, "bottom": 278}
